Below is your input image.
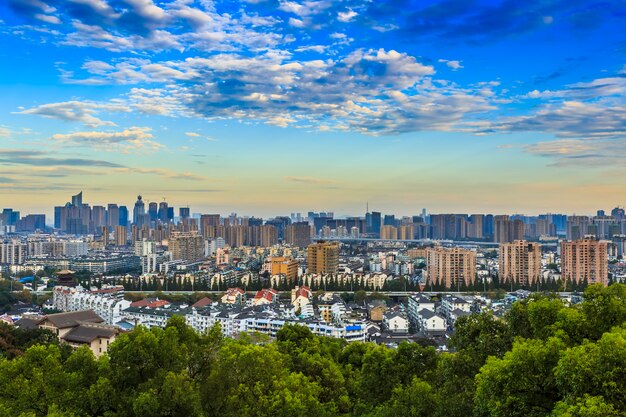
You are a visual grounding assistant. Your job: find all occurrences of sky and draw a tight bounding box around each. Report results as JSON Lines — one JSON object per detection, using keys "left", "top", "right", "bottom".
{"left": 1, "top": 0, "right": 626, "bottom": 217}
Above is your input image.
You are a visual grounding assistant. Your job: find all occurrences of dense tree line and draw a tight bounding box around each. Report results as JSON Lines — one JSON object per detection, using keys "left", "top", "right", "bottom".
{"left": 1, "top": 284, "right": 626, "bottom": 416}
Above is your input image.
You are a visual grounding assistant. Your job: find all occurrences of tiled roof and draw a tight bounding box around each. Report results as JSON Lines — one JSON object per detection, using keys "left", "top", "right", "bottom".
{"left": 62, "top": 324, "right": 117, "bottom": 343}
{"left": 42, "top": 310, "right": 104, "bottom": 329}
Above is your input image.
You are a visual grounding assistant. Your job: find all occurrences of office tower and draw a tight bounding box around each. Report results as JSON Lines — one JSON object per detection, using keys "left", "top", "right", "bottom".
{"left": 179, "top": 207, "right": 190, "bottom": 220}
{"left": 158, "top": 202, "right": 169, "bottom": 223}
{"left": 611, "top": 207, "right": 625, "bottom": 220}
{"left": 561, "top": 239, "right": 608, "bottom": 286}
{"left": 1, "top": 209, "right": 19, "bottom": 226}
{"left": 260, "top": 225, "right": 278, "bottom": 247}
{"left": 115, "top": 226, "right": 127, "bottom": 246}
{"left": 426, "top": 247, "right": 476, "bottom": 289}
{"left": 269, "top": 257, "right": 299, "bottom": 282}
{"left": 499, "top": 240, "right": 542, "bottom": 286}
{"left": 383, "top": 214, "right": 396, "bottom": 226}
{"left": 597, "top": 210, "right": 606, "bottom": 217}
{"left": 169, "top": 231, "right": 204, "bottom": 261}
{"left": 107, "top": 204, "right": 119, "bottom": 228}
{"left": 119, "top": 206, "right": 129, "bottom": 227}
{"left": 148, "top": 202, "right": 158, "bottom": 222}
{"left": 167, "top": 207, "right": 174, "bottom": 223}
{"left": 482, "top": 214, "right": 494, "bottom": 239}
{"left": 467, "top": 214, "right": 484, "bottom": 239}
{"left": 566, "top": 216, "right": 590, "bottom": 240}
{"left": 71, "top": 191, "right": 83, "bottom": 207}
{"left": 380, "top": 225, "right": 398, "bottom": 240}
{"left": 307, "top": 241, "right": 339, "bottom": 274}
{"left": 284, "top": 222, "right": 312, "bottom": 248}
{"left": 370, "top": 211, "right": 381, "bottom": 237}
{"left": 91, "top": 206, "right": 106, "bottom": 229}
{"left": 133, "top": 195, "right": 145, "bottom": 226}
{"left": 54, "top": 206, "right": 64, "bottom": 229}
{"left": 16, "top": 214, "right": 45, "bottom": 232}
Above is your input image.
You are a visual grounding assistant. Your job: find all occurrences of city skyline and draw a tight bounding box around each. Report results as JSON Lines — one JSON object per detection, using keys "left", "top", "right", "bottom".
{"left": 2, "top": 1, "right": 626, "bottom": 214}
{"left": 3, "top": 190, "right": 626, "bottom": 220}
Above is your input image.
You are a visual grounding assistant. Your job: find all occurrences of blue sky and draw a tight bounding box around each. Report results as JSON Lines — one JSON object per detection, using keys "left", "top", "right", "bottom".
{"left": 1, "top": 0, "right": 626, "bottom": 216}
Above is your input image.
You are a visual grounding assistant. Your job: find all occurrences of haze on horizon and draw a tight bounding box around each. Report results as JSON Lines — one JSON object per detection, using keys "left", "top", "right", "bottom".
{"left": 1, "top": 0, "right": 625, "bottom": 216}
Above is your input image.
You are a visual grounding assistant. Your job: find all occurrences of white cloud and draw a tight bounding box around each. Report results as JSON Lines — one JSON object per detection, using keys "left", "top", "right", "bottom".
{"left": 34, "top": 13, "right": 61, "bottom": 24}
{"left": 337, "top": 9, "right": 357, "bottom": 22}
{"left": 51, "top": 126, "right": 163, "bottom": 152}
{"left": 14, "top": 101, "right": 130, "bottom": 127}
{"left": 288, "top": 17, "right": 306, "bottom": 28}
{"left": 438, "top": 59, "right": 463, "bottom": 70}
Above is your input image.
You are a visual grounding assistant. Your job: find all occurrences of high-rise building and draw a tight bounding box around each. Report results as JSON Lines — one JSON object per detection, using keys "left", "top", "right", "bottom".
{"left": 561, "top": 239, "right": 608, "bottom": 286}
{"left": 148, "top": 202, "right": 158, "bottom": 222}
{"left": 268, "top": 256, "right": 299, "bottom": 282}
{"left": 91, "top": 206, "right": 106, "bottom": 230}
{"left": 158, "top": 202, "right": 169, "bottom": 223}
{"left": 133, "top": 195, "right": 145, "bottom": 226}
{"left": 611, "top": 207, "right": 625, "bottom": 220}
{"left": 115, "top": 226, "right": 127, "bottom": 247}
{"left": 71, "top": 191, "right": 83, "bottom": 207}
{"left": 370, "top": 211, "right": 381, "bottom": 237}
{"left": 200, "top": 214, "right": 221, "bottom": 238}
{"left": 426, "top": 246, "right": 476, "bottom": 289}
{"left": 119, "top": 206, "right": 129, "bottom": 227}
{"left": 494, "top": 215, "right": 524, "bottom": 243}
{"left": 169, "top": 231, "right": 204, "bottom": 261}
{"left": 260, "top": 225, "right": 278, "bottom": 247}
{"left": 399, "top": 225, "right": 414, "bottom": 240}
{"left": 499, "top": 240, "right": 542, "bottom": 286}
{"left": 179, "top": 207, "right": 190, "bottom": 220}
{"left": 380, "top": 225, "right": 398, "bottom": 240}
{"left": 107, "top": 204, "right": 119, "bottom": 229}
{"left": 284, "top": 222, "right": 311, "bottom": 248}
{"left": 566, "top": 216, "right": 590, "bottom": 240}
{"left": 307, "top": 241, "right": 339, "bottom": 274}
{"left": 467, "top": 214, "right": 484, "bottom": 239}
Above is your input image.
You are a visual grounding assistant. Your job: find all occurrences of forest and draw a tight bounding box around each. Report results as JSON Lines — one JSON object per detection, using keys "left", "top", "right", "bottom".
{"left": 1, "top": 283, "right": 626, "bottom": 417}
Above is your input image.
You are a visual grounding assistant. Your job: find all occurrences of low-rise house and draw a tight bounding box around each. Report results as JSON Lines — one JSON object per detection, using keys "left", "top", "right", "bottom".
{"left": 367, "top": 300, "right": 387, "bottom": 322}
{"left": 417, "top": 309, "right": 447, "bottom": 333}
{"left": 26, "top": 310, "right": 118, "bottom": 357}
{"left": 253, "top": 288, "right": 279, "bottom": 306}
{"left": 441, "top": 295, "right": 470, "bottom": 321}
{"left": 382, "top": 311, "right": 409, "bottom": 334}
{"left": 221, "top": 288, "right": 246, "bottom": 305}
{"left": 291, "top": 286, "right": 312, "bottom": 312}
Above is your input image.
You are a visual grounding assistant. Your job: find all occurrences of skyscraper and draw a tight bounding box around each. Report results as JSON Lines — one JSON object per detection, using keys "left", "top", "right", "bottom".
{"left": 119, "top": 206, "right": 129, "bottom": 227}
{"left": 179, "top": 207, "right": 190, "bottom": 219}
{"left": 107, "top": 204, "right": 119, "bottom": 229}
{"left": 148, "top": 202, "right": 158, "bottom": 222}
{"left": 133, "top": 195, "right": 145, "bottom": 226}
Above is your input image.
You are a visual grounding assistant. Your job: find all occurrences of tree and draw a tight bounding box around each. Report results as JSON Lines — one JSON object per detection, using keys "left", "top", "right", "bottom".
{"left": 552, "top": 395, "right": 621, "bottom": 417}
{"left": 474, "top": 337, "right": 565, "bottom": 417}
{"left": 554, "top": 327, "right": 626, "bottom": 412}
{"left": 369, "top": 378, "right": 436, "bottom": 417}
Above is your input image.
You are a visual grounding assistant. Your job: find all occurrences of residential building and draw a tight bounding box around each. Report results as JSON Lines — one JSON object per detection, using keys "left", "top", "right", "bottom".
{"left": 307, "top": 241, "right": 339, "bottom": 274}
{"left": 426, "top": 246, "right": 476, "bottom": 289}
{"left": 561, "top": 238, "right": 609, "bottom": 285}
{"left": 499, "top": 240, "right": 542, "bottom": 286}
